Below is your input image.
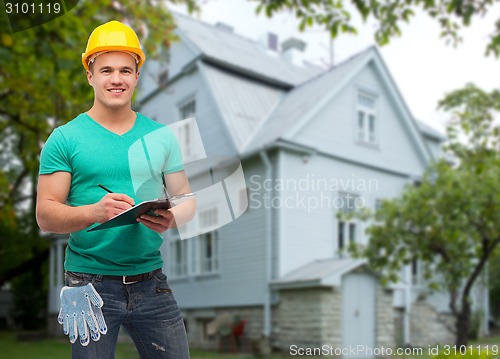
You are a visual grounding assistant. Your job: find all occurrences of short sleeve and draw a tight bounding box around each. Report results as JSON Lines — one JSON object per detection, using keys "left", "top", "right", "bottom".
{"left": 39, "top": 128, "right": 72, "bottom": 175}
{"left": 164, "top": 128, "right": 184, "bottom": 174}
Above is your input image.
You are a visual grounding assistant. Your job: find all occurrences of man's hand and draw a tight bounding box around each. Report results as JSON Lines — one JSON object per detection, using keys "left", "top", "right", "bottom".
{"left": 93, "top": 193, "right": 135, "bottom": 223}
{"left": 137, "top": 209, "right": 175, "bottom": 233}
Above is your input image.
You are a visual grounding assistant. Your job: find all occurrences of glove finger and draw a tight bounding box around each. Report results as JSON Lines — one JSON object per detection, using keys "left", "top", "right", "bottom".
{"left": 58, "top": 307, "right": 64, "bottom": 325}
{"left": 86, "top": 284, "right": 104, "bottom": 307}
{"left": 62, "top": 314, "right": 69, "bottom": 336}
{"left": 76, "top": 310, "right": 89, "bottom": 346}
{"left": 92, "top": 305, "right": 108, "bottom": 334}
{"left": 84, "top": 306, "right": 99, "bottom": 334}
{"left": 69, "top": 314, "right": 78, "bottom": 344}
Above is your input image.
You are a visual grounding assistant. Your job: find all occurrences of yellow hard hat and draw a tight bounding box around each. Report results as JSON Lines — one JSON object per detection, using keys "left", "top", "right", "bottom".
{"left": 82, "top": 20, "right": 146, "bottom": 71}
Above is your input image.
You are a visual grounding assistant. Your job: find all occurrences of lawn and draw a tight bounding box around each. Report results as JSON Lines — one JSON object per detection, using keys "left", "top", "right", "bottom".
{"left": 0, "top": 331, "right": 274, "bottom": 359}
{"left": 2, "top": 330, "right": 499, "bottom": 359}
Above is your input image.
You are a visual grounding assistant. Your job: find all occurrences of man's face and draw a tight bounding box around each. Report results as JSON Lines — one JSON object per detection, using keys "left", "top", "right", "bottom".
{"left": 86, "top": 51, "right": 139, "bottom": 111}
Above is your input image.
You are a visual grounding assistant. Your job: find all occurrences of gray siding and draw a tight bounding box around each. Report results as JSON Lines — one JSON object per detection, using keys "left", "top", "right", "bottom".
{"left": 293, "top": 62, "right": 427, "bottom": 177}
{"left": 277, "top": 149, "right": 409, "bottom": 277}
{"left": 166, "top": 157, "right": 270, "bottom": 308}
{"left": 140, "top": 66, "right": 236, "bottom": 157}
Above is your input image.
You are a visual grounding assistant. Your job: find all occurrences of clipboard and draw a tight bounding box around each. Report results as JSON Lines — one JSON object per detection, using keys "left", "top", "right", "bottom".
{"left": 87, "top": 193, "right": 195, "bottom": 232}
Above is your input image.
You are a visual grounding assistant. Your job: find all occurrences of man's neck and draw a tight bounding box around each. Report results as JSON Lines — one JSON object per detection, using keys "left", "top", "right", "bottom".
{"left": 87, "top": 106, "right": 137, "bottom": 135}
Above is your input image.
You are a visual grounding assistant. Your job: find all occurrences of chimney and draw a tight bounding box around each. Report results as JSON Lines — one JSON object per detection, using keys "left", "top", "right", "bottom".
{"left": 215, "top": 22, "right": 234, "bottom": 33}
{"left": 281, "top": 37, "right": 307, "bottom": 66}
{"left": 258, "top": 32, "right": 279, "bottom": 52}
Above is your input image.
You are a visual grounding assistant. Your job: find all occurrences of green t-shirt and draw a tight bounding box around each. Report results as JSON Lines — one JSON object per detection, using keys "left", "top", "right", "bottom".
{"left": 39, "top": 112, "right": 184, "bottom": 275}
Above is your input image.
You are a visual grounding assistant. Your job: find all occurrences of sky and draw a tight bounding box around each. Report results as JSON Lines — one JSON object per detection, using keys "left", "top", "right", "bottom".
{"left": 168, "top": 0, "right": 500, "bottom": 134}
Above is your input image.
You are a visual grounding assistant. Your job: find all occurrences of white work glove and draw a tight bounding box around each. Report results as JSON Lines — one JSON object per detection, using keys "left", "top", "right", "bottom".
{"left": 58, "top": 283, "right": 107, "bottom": 346}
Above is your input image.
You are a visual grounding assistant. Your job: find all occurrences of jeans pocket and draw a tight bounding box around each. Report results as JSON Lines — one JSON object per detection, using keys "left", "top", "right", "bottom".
{"left": 154, "top": 272, "right": 173, "bottom": 294}
{"left": 64, "top": 271, "right": 92, "bottom": 287}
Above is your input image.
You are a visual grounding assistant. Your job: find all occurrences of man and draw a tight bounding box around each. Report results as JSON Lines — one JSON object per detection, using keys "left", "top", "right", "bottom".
{"left": 36, "top": 20, "right": 195, "bottom": 358}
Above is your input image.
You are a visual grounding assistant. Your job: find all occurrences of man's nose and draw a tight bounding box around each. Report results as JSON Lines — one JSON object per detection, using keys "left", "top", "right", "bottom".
{"left": 110, "top": 70, "right": 123, "bottom": 84}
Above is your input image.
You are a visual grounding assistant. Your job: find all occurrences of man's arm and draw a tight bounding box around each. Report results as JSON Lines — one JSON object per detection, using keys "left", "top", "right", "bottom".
{"left": 36, "top": 171, "right": 135, "bottom": 234}
{"left": 137, "top": 170, "right": 196, "bottom": 233}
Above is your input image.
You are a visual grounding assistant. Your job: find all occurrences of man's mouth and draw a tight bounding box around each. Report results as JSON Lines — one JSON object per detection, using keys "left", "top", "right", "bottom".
{"left": 108, "top": 89, "right": 125, "bottom": 93}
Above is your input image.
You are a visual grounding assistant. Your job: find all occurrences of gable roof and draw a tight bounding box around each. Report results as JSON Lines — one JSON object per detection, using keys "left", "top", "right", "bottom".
{"left": 242, "top": 47, "right": 373, "bottom": 154}
{"left": 172, "top": 14, "right": 444, "bottom": 163}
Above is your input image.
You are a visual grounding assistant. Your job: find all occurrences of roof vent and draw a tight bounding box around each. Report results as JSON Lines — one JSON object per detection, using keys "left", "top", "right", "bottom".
{"left": 281, "top": 37, "right": 307, "bottom": 66}
{"left": 215, "top": 22, "right": 234, "bottom": 33}
{"left": 258, "top": 32, "right": 279, "bottom": 52}
{"left": 281, "top": 37, "right": 307, "bottom": 52}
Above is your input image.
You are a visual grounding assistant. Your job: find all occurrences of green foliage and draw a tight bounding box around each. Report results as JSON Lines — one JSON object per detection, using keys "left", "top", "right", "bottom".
{"left": 10, "top": 270, "right": 47, "bottom": 330}
{"left": 0, "top": 0, "right": 196, "bottom": 264}
{"left": 0, "top": 0, "right": 198, "bottom": 325}
{"left": 253, "top": 0, "right": 500, "bottom": 56}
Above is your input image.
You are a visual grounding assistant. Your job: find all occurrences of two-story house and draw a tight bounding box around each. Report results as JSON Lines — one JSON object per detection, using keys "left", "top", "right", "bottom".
{"left": 130, "top": 12, "right": 482, "bottom": 354}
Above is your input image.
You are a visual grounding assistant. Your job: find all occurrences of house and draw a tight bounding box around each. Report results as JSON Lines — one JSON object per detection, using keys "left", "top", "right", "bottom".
{"left": 133, "top": 12, "right": 484, "bottom": 354}
{"left": 44, "top": 12, "right": 487, "bottom": 355}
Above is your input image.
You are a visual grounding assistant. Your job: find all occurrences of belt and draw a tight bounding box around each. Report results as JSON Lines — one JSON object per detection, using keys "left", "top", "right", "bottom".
{"left": 103, "top": 268, "right": 162, "bottom": 285}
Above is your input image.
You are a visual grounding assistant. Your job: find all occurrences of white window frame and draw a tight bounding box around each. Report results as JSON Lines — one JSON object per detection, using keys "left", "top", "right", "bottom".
{"left": 168, "top": 234, "right": 189, "bottom": 278}
{"left": 356, "top": 92, "right": 378, "bottom": 145}
{"left": 194, "top": 207, "right": 220, "bottom": 275}
{"left": 179, "top": 97, "right": 196, "bottom": 120}
{"left": 336, "top": 191, "right": 361, "bottom": 256}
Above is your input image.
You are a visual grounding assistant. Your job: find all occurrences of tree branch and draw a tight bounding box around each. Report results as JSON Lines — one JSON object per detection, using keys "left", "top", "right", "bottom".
{"left": 0, "top": 249, "right": 49, "bottom": 288}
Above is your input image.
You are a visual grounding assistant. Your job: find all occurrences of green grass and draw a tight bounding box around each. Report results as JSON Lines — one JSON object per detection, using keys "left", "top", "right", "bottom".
{"left": 0, "top": 331, "right": 274, "bottom": 359}
{"left": 3, "top": 330, "right": 500, "bottom": 359}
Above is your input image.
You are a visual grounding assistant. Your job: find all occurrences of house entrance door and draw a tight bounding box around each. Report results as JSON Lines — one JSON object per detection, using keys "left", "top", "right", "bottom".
{"left": 341, "top": 272, "right": 376, "bottom": 359}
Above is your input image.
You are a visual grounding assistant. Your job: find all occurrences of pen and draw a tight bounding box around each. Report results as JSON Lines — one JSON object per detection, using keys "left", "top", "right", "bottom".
{"left": 161, "top": 172, "right": 168, "bottom": 197}
{"left": 98, "top": 184, "right": 113, "bottom": 193}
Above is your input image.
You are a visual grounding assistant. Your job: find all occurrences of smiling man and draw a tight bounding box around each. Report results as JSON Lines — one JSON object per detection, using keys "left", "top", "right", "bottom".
{"left": 36, "top": 21, "right": 194, "bottom": 358}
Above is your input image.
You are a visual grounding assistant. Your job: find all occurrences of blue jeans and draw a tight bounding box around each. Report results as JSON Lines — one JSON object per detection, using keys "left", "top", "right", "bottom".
{"left": 64, "top": 270, "right": 190, "bottom": 359}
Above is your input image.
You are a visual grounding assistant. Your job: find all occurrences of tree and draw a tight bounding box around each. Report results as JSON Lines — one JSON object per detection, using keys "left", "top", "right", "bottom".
{"left": 253, "top": 0, "right": 500, "bottom": 56}
{"left": 349, "top": 83, "right": 500, "bottom": 346}
{"left": 0, "top": 0, "right": 196, "bottom": 328}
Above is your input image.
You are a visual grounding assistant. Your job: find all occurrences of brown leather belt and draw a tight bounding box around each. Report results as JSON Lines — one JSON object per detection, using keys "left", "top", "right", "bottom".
{"left": 103, "top": 268, "right": 162, "bottom": 285}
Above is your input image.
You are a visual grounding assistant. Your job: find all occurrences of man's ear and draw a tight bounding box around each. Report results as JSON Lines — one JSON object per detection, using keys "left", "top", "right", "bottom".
{"left": 86, "top": 70, "right": 93, "bottom": 85}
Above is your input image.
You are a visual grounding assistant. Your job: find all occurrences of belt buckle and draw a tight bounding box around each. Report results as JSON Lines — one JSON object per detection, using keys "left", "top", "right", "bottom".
{"left": 122, "top": 276, "right": 138, "bottom": 285}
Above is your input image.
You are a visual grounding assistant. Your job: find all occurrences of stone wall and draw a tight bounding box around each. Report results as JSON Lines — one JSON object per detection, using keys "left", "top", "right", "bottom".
{"left": 376, "top": 286, "right": 395, "bottom": 349}
{"left": 272, "top": 287, "right": 342, "bottom": 351}
{"left": 410, "top": 300, "right": 455, "bottom": 347}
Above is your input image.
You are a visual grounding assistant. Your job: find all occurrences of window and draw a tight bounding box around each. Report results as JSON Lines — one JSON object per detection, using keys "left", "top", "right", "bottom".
{"left": 176, "top": 99, "right": 196, "bottom": 160}
{"left": 179, "top": 98, "right": 196, "bottom": 120}
{"left": 337, "top": 192, "right": 360, "bottom": 255}
{"left": 337, "top": 221, "right": 357, "bottom": 254}
{"left": 158, "top": 69, "right": 169, "bottom": 87}
{"left": 169, "top": 236, "right": 188, "bottom": 278}
{"left": 199, "top": 232, "right": 218, "bottom": 274}
{"left": 195, "top": 207, "right": 219, "bottom": 275}
{"left": 412, "top": 258, "right": 422, "bottom": 285}
{"left": 357, "top": 92, "right": 377, "bottom": 144}
{"left": 337, "top": 191, "right": 359, "bottom": 215}
{"left": 374, "top": 198, "right": 384, "bottom": 211}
